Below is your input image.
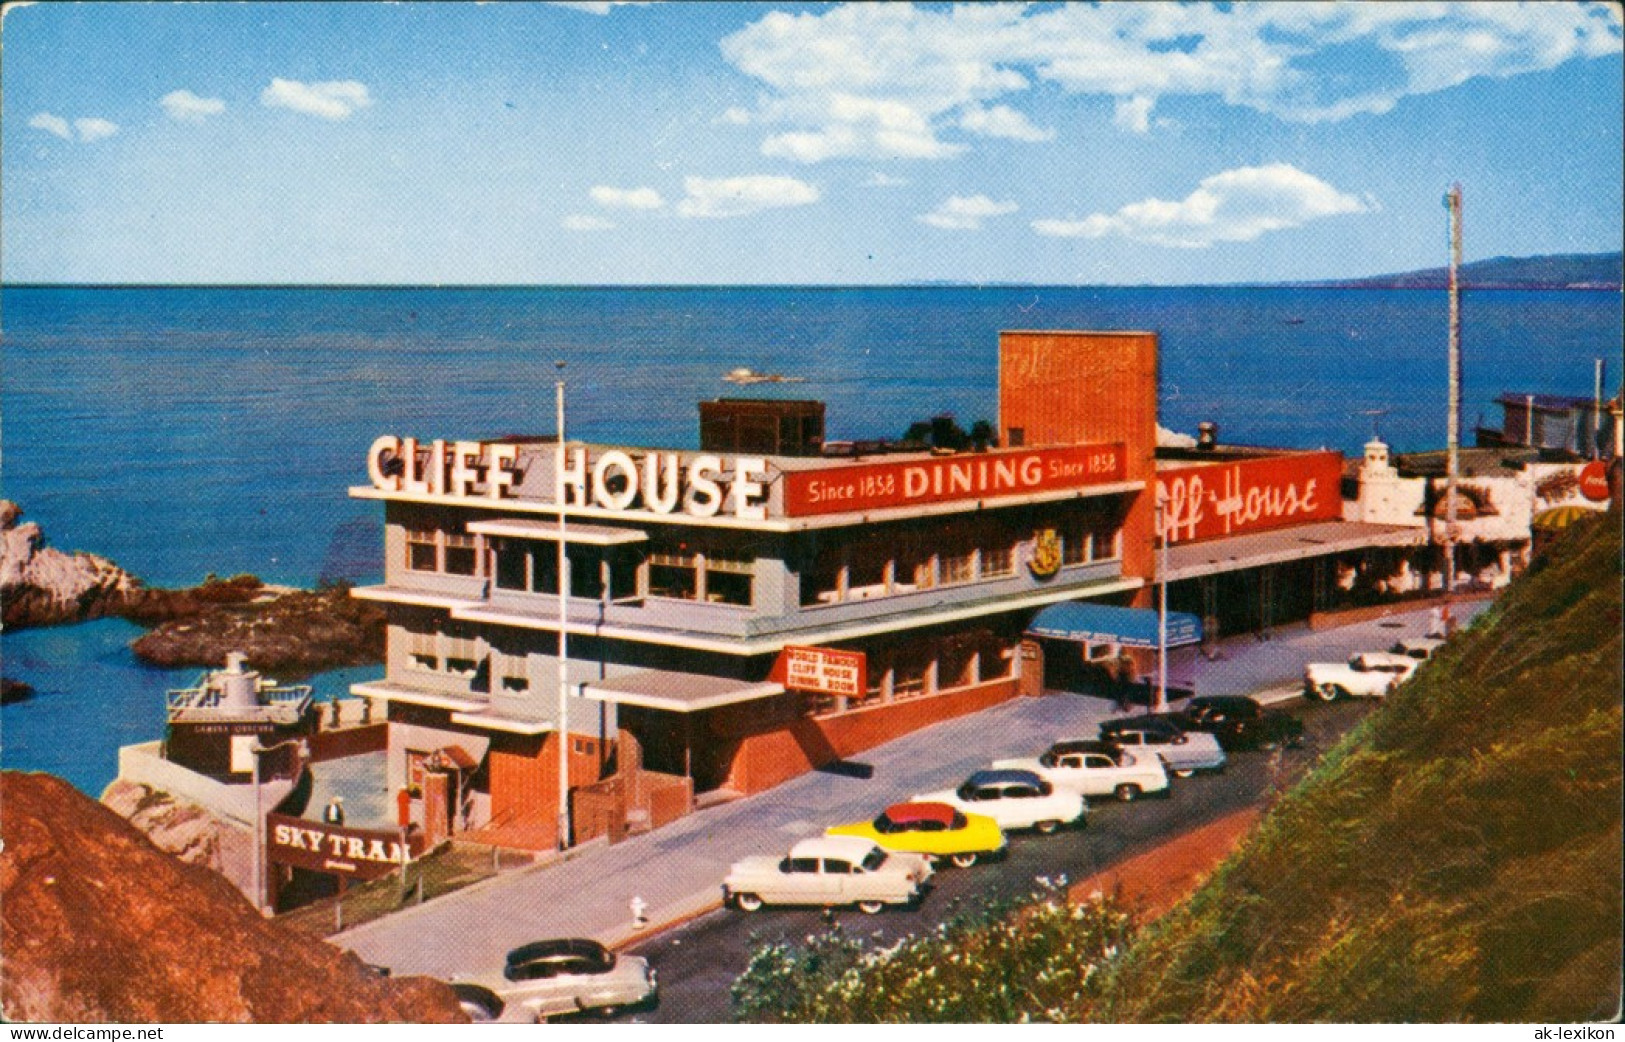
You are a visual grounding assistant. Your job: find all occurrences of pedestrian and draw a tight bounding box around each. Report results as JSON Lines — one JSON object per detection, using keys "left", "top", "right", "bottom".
{"left": 324, "top": 796, "right": 345, "bottom": 826}
{"left": 1426, "top": 605, "right": 1446, "bottom": 639}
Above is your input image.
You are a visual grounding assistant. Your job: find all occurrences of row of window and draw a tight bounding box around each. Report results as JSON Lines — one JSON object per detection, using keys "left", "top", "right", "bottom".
{"left": 404, "top": 631, "right": 530, "bottom": 692}
{"left": 402, "top": 520, "right": 1122, "bottom": 612}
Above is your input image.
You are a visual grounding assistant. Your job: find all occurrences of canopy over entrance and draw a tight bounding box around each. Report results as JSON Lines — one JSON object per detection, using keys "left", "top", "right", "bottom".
{"left": 1026, "top": 601, "right": 1202, "bottom": 648}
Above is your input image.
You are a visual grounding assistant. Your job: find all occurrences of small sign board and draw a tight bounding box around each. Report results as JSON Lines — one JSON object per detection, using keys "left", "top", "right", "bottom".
{"left": 265, "top": 813, "right": 409, "bottom": 880}
{"left": 1579, "top": 460, "right": 1611, "bottom": 501}
{"left": 776, "top": 646, "right": 867, "bottom": 698}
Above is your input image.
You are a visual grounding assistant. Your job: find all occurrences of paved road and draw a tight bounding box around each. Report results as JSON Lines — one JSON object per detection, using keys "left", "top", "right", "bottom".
{"left": 604, "top": 698, "right": 1372, "bottom": 1024}
{"left": 336, "top": 602, "right": 1483, "bottom": 986}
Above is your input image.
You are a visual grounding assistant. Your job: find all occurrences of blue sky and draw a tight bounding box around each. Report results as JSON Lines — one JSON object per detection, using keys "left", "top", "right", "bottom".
{"left": 3, "top": 1, "right": 1621, "bottom": 285}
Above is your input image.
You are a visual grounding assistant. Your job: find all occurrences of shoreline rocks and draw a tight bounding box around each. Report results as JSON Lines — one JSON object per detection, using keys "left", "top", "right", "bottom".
{"left": 2, "top": 500, "right": 384, "bottom": 676}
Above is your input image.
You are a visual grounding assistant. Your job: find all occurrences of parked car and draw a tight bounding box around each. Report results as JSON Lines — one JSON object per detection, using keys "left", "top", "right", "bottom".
{"left": 993, "top": 740, "right": 1170, "bottom": 802}
{"left": 450, "top": 938, "right": 656, "bottom": 1022}
{"left": 1303, "top": 651, "right": 1417, "bottom": 701}
{"left": 1098, "top": 716, "right": 1227, "bottom": 777}
{"left": 1390, "top": 636, "right": 1446, "bottom": 660}
{"left": 722, "top": 834, "right": 932, "bottom": 914}
{"left": 913, "top": 768, "right": 1087, "bottom": 833}
{"left": 1175, "top": 696, "right": 1305, "bottom": 751}
{"left": 827, "top": 801, "right": 1006, "bottom": 868}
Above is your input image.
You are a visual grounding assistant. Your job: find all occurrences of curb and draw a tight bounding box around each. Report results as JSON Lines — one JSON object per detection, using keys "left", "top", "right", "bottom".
{"left": 600, "top": 889, "right": 727, "bottom": 951}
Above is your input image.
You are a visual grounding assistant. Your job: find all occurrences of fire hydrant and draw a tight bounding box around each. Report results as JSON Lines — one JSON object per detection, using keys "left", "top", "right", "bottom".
{"left": 630, "top": 895, "right": 649, "bottom": 930}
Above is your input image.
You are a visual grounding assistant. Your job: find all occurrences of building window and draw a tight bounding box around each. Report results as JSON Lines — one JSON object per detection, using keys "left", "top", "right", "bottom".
{"left": 1062, "top": 530, "right": 1092, "bottom": 566}
{"left": 648, "top": 550, "right": 699, "bottom": 600}
{"left": 444, "top": 532, "right": 479, "bottom": 576}
{"left": 501, "top": 675, "right": 529, "bottom": 693}
{"left": 703, "top": 551, "right": 754, "bottom": 605}
{"left": 981, "top": 544, "right": 1015, "bottom": 578}
{"left": 407, "top": 529, "right": 438, "bottom": 572}
{"left": 444, "top": 634, "right": 480, "bottom": 677}
{"left": 1007, "top": 427, "right": 1025, "bottom": 447}
{"left": 940, "top": 551, "right": 976, "bottom": 586}
{"left": 407, "top": 631, "right": 439, "bottom": 672}
{"left": 495, "top": 542, "right": 528, "bottom": 590}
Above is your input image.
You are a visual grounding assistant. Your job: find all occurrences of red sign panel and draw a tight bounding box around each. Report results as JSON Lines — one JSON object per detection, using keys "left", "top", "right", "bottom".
{"left": 775, "top": 646, "right": 868, "bottom": 698}
{"left": 266, "top": 813, "right": 411, "bottom": 880}
{"left": 1157, "top": 451, "right": 1344, "bottom": 544}
{"left": 1579, "top": 460, "right": 1611, "bottom": 502}
{"left": 784, "top": 444, "right": 1125, "bottom": 517}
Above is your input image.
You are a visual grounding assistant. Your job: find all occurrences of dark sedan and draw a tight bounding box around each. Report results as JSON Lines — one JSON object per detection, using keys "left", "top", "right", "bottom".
{"left": 1163, "top": 696, "right": 1305, "bottom": 752}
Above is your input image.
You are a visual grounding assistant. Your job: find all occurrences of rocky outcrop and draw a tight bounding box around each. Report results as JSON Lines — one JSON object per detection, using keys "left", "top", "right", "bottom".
{"left": 100, "top": 779, "right": 251, "bottom": 881}
{"left": 130, "top": 585, "right": 386, "bottom": 676}
{"left": 1, "top": 771, "right": 466, "bottom": 1024}
{"left": 1, "top": 501, "right": 384, "bottom": 676}
{"left": 1, "top": 501, "right": 145, "bottom": 630}
{"left": 0, "top": 501, "right": 267, "bottom": 631}
{"left": 1, "top": 677, "right": 35, "bottom": 704}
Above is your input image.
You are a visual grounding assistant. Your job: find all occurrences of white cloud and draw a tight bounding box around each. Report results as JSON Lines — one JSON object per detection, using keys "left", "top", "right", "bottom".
{"left": 1032, "top": 163, "right": 1368, "bottom": 248}
{"left": 959, "top": 104, "right": 1053, "bottom": 142}
{"left": 676, "top": 175, "right": 820, "bottom": 219}
{"left": 563, "top": 215, "right": 616, "bottom": 231}
{"left": 863, "top": 171, "right": 910, "bottom": 188}
{"left": 1113, "top": 95, "right": 1155, "bottom": 134}
{"left": 28, "top": 112, "right": 118, "bottom": 142}
{"left": 719, "top": 2, "right": 1623, "bottom": 162}
{"left": 74, "top": 118, "right": 119, "bottom": 142}
{"left": 261, "top": 78, "right": 372, "bottom": 120}
{"left": 919, "top": 194, "right": 1018, "bottom": 231}
{"left": 28, "top": 112, "right": 73, "bottom": 140}
{"left": 590, "top": 185, "right": 665, "bottom": 210}
{"left": 161, "top": 89, "right": 226, "bottom": 122}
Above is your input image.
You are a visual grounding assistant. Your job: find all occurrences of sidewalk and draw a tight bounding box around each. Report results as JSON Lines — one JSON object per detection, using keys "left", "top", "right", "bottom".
{"left": 333, "top": 600, "right": 1486, "bottom": 977}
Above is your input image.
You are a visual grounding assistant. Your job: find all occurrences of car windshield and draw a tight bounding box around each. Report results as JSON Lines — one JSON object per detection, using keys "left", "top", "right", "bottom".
{"left": 861, "top": 848, "right": 887, "bottom": 872}
{"left": 872, "top": 813, "right": 901, "bottom": 834}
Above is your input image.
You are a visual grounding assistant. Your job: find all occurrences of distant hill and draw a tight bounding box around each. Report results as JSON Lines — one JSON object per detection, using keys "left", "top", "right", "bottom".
{"left": 1310, "top": 251, "right": 1622, "bottom": 290}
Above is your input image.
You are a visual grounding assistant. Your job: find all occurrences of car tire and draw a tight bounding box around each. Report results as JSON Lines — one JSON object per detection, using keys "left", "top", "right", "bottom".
{"left": 949, "top": 851, "right": 979, "bottom": 869}
{"left": 1315, "top": 683, "right": 1342, "bottom": 703}
{"left": 857, "top": 899, "right": 885, "bottom": 915}
{"left": 1034, "top": 819, "right": 1061, "bottom": 834}
{"left": 1172, "top": 768, "right": 1196, "bottom": 779}
{"left": 734, "top": 892, "right": 763, "bottom": 912}
{"left": 1115, "top": 784, "right": 1141, "bottom": 803}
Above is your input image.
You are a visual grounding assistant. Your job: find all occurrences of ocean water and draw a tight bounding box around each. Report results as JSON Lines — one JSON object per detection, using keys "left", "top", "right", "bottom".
{"left": 2, "top": 284, "right": 1620, "bottom": 794}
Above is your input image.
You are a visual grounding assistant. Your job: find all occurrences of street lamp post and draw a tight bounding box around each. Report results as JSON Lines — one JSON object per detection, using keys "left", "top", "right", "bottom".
{"left": 1443, "top": 183, "right": 1463, "bottom": 631}
{"left": 250, "top": 736, "right": 308, "bottom": 917}
{"left": 1155, "top": 497, "right": 1169, "bottom": 713}
{"left": 555, "top": 361, "right": 572, "bottom": 852}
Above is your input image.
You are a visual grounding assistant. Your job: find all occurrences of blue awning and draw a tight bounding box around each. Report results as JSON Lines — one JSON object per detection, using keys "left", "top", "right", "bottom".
{"left": 1026, "top": 602, "right": 1202, "bottom": 648}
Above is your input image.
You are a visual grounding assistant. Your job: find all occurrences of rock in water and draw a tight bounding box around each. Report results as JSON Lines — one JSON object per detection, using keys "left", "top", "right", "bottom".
{"left": 0, "top": 501, "right": 145, "bottom": 630}
{"left": 0, "top": 771, "right": 467, "bottom": 1023}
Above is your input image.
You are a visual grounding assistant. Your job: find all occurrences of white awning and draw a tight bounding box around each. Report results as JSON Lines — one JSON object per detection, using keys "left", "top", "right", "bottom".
{"left": 467, "top": 518, "right": 648, "bottom": 546}
{"left": 583, "top": 670, "right": 785, "bottom": 713}
{"left": 1164, "top": 521, "right": 1425, "bottom": 582}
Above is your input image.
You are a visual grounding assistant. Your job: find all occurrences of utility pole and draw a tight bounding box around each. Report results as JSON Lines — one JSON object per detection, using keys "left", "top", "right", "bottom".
{"left": 1443, "top": 184, "right": 1463, "bottom": 630}
{"left": 555, "top": 360, "right": 572, "bottom": 851}
{"left": 1155, "top": 496, "right": 1169, "bottom": 713}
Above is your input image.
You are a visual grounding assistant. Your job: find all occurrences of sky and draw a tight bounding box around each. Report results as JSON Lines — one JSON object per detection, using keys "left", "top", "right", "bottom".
{"left": 2, "top": 1, "right": 1621, "bottom": 286}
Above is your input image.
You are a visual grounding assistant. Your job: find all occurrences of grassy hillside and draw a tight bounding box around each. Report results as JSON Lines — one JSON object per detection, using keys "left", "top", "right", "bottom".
{"left": 1098, "top": 505, "right": 1622, "bottom": 1023}
{"left": 731, "top": 506, "right": 1622, "bottom": 1023}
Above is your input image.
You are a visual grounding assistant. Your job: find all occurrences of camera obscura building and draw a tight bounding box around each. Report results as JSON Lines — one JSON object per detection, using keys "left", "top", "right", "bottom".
{"left": 348, "top": 331, "right": 1160, "bottom": 850}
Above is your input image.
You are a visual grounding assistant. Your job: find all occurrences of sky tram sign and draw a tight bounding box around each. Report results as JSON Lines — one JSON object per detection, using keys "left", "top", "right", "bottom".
{"left": 266, "top": 813, "right": 410, "bottom": 881}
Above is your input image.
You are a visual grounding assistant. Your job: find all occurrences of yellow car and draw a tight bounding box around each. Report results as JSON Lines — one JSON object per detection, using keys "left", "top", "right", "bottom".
{"left": 827, "top": 801, "right": 1006, "bottom": 868}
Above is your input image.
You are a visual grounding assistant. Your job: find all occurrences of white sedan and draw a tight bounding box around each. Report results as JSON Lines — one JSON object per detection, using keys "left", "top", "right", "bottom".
{"left": 912, "top": 768, "right": 1086, "bottom": 834}
{"left": 994, "top": 740, "right": 1170, "bottom": 802}
{"left": 722, "top": 834, "right": 932, "bottom": 914}
{"left": 1304, "top": 651, "right": 1417, "bottom": 701}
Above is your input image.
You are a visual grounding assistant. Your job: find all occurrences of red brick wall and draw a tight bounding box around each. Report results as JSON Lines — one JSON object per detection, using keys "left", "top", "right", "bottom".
{"left": 998, "top": 330, "right": 1158, "bottom": 591}
{"left": 725, "top": 678, "right": 1020, "bottom": 794}
{"left": 489, "top": 733, "right": 602, "bottom": 846}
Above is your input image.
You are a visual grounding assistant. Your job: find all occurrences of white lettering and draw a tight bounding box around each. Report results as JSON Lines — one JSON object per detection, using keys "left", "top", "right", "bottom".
{"left": 731, "top": 457, "right": 768, "bottom": 521}
{"left": 558, "top": 447, "right": 588, "bottom": 507}
{"left": 450, "top": 441, "right": 482, "bottom": 498}
{"left": 368, "top": 435, "right": 402, "bottom": 491}
{"left": 401, "top": 437, "right": 429, "bottom": 494}
{"left": 904, "top": 467, "right": 929, "bottom": 497}
{"left": 428, "top": 440, "right": 447, "bottom": 496}
{"left": 273, "top": 823, "right": 294, "bottom": 846}
{"left": 486, "top": 444, "right": 517, "bottom": 500}
{"left": 643, "top": 453, "right": 681, "bottom": 514}
{"left": 685, "top": 455, "right": 724, "bottom": 517}
{"left": 592, "top": 450, "right": 639, "bottom": 511}
{"left": 1019, "top": 457, "right": 1043, "bottom": 486}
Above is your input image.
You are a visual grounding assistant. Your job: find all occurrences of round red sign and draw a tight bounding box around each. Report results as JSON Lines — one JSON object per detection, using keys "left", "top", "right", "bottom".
{"left": 1579, "top": 461, "right": 1611, "bottom": 502}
